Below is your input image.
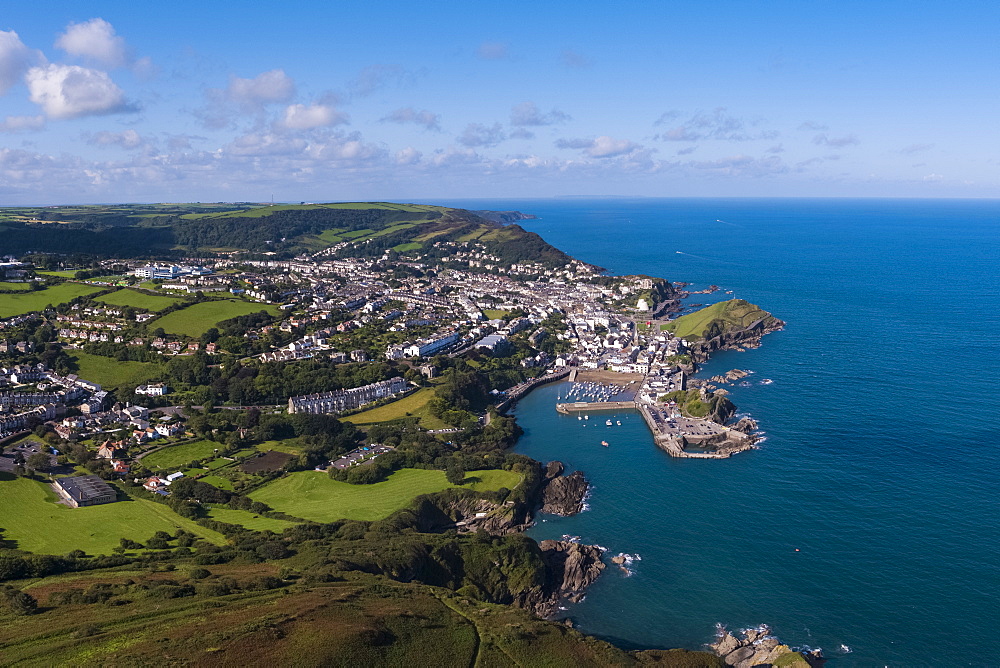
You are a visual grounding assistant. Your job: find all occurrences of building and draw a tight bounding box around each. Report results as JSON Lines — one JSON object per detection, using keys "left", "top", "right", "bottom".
{"left": 135, "top": 383, "right": 169, "bottom": 396}
{"left": 402, "top": 331, "right": 459, "bottom": 358}
{"left": 288, "top": 377, "right": 409, "bottom": 415}
{"left": 53, "top": 475, "right": 117, "bottom": 508}
{"left": 474, "top": 334, "right": 510, "bottom": 354}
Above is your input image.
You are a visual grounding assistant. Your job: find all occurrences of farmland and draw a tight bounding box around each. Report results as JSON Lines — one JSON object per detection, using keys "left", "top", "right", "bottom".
{"left": 151, "top": 300, "right": 279, "bottom": 337}
{"left": 95, "top": 288, "right": 185, "bottom": 312}
{"left": 0, "top": 474, "right": 224, "bottom": 554}
{"left": 0, "top": 282, "right": 105, "bottom": 318}
{"left": 249, "top": 468, "right": 522, "bottom": 522}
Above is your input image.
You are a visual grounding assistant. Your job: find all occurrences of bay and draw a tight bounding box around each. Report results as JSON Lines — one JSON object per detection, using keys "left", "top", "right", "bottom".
{"left": 437, "top": 197, "right": 1000, "bottom": 666}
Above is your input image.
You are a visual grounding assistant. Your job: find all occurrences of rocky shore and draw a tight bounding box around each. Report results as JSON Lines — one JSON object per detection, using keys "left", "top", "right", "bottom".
{"left": 711, "top": 625, "right": 825, "bottom": 668}
{"left": 686, "top": 317, "right": 785, "bottom": 363}
{"left": 525, "top": 539, "right": 606, "bottom": 618}
{"left": 540, "top": 461, "right": 590, "bottom": 516}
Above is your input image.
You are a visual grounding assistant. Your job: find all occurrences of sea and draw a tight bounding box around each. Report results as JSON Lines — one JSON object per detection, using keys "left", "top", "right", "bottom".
{"left": 437, "top": 197, "right": 1000, "bottom": 667}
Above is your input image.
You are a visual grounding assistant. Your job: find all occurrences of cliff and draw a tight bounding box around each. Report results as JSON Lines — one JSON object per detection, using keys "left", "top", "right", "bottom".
{"left": 540, "top": 461, "right": 590, "bottom": 516}
{"left": 663, "top": 299, "right": 784, "bottom": 363}
{"left": 711, "top": 625, "right": 824, "bottom": 668}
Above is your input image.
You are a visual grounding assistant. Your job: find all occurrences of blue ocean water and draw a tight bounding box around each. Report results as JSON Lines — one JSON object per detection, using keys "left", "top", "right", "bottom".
{"left": 439, "top": 198, "right": 1000, "bottom": 666}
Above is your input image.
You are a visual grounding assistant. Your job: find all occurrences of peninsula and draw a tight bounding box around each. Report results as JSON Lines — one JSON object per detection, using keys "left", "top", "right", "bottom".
{"left": 0, "top": 201, "right": 796, "bottom": 666}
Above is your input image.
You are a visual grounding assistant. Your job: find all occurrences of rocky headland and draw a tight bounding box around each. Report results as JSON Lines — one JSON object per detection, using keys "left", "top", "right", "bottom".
{"left": 711, "top": 625, "right": 825, "bottom": 668}
{"left": 526, "top": 539, "right": 606, "bottom": 618}
{"left": 540, "top": 461, "right": 590, "bottom": 516}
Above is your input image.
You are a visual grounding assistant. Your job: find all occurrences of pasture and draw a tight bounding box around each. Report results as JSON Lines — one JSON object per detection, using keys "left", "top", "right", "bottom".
{"left": 151, "top": 300, "right": 279, "bottom": 337}
{"left": 141, "top": 440, "right": 222, "bottom": 470}
{"left": 95, "top": 288, "right": 184, "bottom": 312}
{"left": 0, "top": 283, "right": 105, "bottom": 318}
{"left": 0, "top": 475, "right": 224, "bottom": 554}
{"left": 68, "top": 351, "right": 163, "bottom": 388}
{"left": 249, "top": 468, "right": 522, "bottom": 522}
{"left": 203, "top": 507, "right": 297, "bottom": 532}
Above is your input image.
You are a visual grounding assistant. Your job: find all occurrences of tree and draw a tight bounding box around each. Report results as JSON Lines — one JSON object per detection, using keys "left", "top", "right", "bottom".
{"left": 26, "top": 453, "right": 50, "bottom": 472}
{"left": 2, "top": 586, "right": 38, "bottom": 615}
{"left": 446, "top": 459, "right": 466, "bottom": 485}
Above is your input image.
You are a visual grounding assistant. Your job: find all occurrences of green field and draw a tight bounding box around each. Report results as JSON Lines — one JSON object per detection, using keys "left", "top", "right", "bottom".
{"left": 142, "top": 440, "right": 223, "bottom": 470}
{"left": 342, "top": 387, "right": 448, "bottom": 429}
{"left": 197, "top": 474, "right": 234, "bottom": 490}
{"left": 0, "top": 475, "right": 225, "bottom": 554}
{"left": 392, "top": 242, "right": 423, "bottom": 253}
{"left": 96, "top": 288, "right": 185, "bottom": 312}
{"left": 36, "top": 270, "right": 81, "bottom": 278}
{"left": 151, "top": 300, "right": 279, "bottom": 337}
{"left": 0, "top": 281, "right": 31, "bottom": 291}
{"left": 68, "top": 351, "right": 163, "bottom": 388}
{"left": 204, "top": 506, "right": 298, "bottom": 532}
{"left": 0, "top": 282, "right": 105, "bottom": 318}
{"left": 250, "top": 468, "right": 522, "bottom": 522}
{"left": 482, "top": 309, "right": 510, "bottom": 320}
{"left": 661, "top": 299, "right": 780, "bottom": 341}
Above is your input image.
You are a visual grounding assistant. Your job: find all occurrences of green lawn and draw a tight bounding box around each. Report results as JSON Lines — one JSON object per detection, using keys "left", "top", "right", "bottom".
{"left": 0, "top": 283, "right": 105, "bottom": 318}
{"left": 204, "top": 507, "right": 297, "bottom": 532}
{"left": 342, "top": 387, "right": 448, "bottom": 429}
{"left": 197, "top": 474, "right": 234, "bottom": 491}
{"left": 392, "top": 242, "right": 423, "bottom": 253}
{"left": 151, "top": 300, "right": 279, "bottom": 337}
{"left": 250, "top": 468, "right": 522, "bottom": 522}
{"left": 0, "top": 281, "right": 31, "bottom": 291}
{"left": 68, "top": 351, "right": 164, "bottom": 388}
{"left": 142, "top": 440, "right": 223, "bottom": 470}
{"left": 482, "top": 309, "right": 510, "bottom": 320}
{"left": 95, "top": 288, "right": 184, "bottom": 312}
{"left": 0, "top": 475, "right": 225, "bottom": 555}
{"left": 36, "top": 270, "right": 81, "bottom": 278}
{"left": 256, "top": 439, "right": 305, "bottom": 455}
{"left": 661, "top": 299, "right": 780, "bottom": 341}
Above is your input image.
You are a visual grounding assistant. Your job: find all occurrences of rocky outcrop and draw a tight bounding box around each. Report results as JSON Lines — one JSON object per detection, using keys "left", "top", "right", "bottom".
{"left": 731, "top": 417, "right": 758, "bottom": 434}
{"left": 540, "top": 464, "right": 589, "bottom": 516}
{"left": 520, "top": 540, "right": 605, "bottom": 618}
{"left": 410, "top": 495, "right": 534, "bottom": 535}
{"left": 711, "top": 625, "right": 824, "bottom": 668}
{"left": 687, "top": 318, "right": 785, "bottom": 363}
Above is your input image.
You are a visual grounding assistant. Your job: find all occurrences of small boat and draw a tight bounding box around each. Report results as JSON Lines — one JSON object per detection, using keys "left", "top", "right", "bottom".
{"left": 600, "top": 440, "right": 609, "bottom": 447}
{"left": 584, "top": 415, "right": 589, "bottom": 420}
{"left": 578, "top": 415, "right": 582, "bottom": 420}
{"left": 616, "top": 421, "right": 621, "bottom": 425}
{"left": 606, "top": 419, "right": 612, "bottom": 426}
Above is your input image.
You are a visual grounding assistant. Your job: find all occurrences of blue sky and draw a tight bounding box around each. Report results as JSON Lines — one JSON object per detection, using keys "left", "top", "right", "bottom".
{"left": 0, "top": 1, "right": 997, "bottom": 203}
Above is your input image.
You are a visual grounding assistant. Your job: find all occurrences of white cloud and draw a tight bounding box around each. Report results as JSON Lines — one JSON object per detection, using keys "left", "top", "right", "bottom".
{"left": 87, "top": 129, "right": 145, "bottom": 149}
{"left": 395, "top": 147, "right": 422, "bottom": 165}
{"left": 281, "top": 103, "right": 347, "bottom": 129}
{"left": 228, "top": 69, "right": 295, "bottom": 106}
{"left": 0, "top": 115, "right": 45, "bottom": 133}
{"left": 561, "top": 49, "right": 591, "bottom": 68}
{"left": 658, "top": 108, "right": 775, "bottom": 142}
{"left": 26, "top": 64, "right": 131, "bottom": 119}
{"left": 55, "top": 18, "right": 129, "bottom": 69}
{"left": 587, "top": 136, "right": 641, "bottom": 158}
{"left": 510, "top": 101, "right": 570, "bottom": 126}
{"left": 382, "top": 107, "right": 440, "bottom": 131}
{"left": 813, "top": 133, "right": 859, "bottom": 147}
{"left": 0, "top": 30, "right": 38, "bottom": 95}
{"left": 457, "top": 122, "right": 505, "bottom": 148}
{"left": 477, "top": 42, "right": 509, "bottom": 60}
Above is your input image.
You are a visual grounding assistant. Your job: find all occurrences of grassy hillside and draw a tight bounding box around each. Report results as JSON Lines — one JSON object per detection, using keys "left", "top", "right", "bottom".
{"left": 0, "top": 475, "right": 224, "bottom": 555}
{"left": 0, "top": 202, "right": 572, "bottom": 266}
{"left": 94, "top": 288, "right": 185, "bottom": 312}
{"left": 68, "top": 351, "right": 164, "bottom": 389}
{"left": 151, "top": 300, "right": 279, "bottom": 337}
{"left": 250, "top": 468, "right": 522, "bottom": 522}
{"left": 662, "top": 299, "right": 781, "bottom": 341}
{"left": 0, "top": 566, "right": 721, "bottom": 666}
{"left": 0, "top": 283, "right": 105, "bottom": 318}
